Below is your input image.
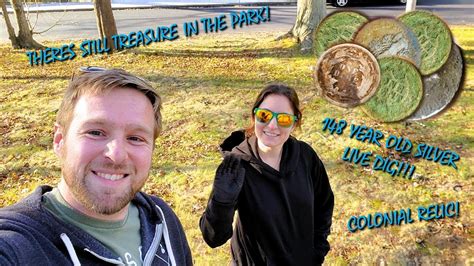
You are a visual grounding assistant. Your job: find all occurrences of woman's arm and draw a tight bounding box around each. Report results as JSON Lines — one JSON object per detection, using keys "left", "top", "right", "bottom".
{"left": 199, "top": 155, "right": 246, "bottom": 248}
{"left": 312, "top": 151, "right": 335, "bottom": 264}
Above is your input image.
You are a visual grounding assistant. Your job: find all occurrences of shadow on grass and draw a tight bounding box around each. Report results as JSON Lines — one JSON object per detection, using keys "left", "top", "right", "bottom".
{"left": 1, "top": 46, "right": 311, "bottom": 84}
{"left": 0, "top": 166, "right": 60, "bottom": 181}
{"left": 131, "top": 45, "right": 306, "bottom": 60}
{"left": 462, "top": 47, "right": 474, "bottom": 60}
{"left": 153, "top": 161, "right": 219, "bottom": 175}
{"left": 143, "top": 73, "right": 273, "bottom": 90}
{"left": 0, "top": 68, "right": 273, "bottom": 88}
{"left": 1, "top": 75, "right": 70, "bottom": 80}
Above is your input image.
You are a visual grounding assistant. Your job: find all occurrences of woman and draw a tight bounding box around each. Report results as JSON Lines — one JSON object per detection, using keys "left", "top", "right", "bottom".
{"left": 200, "top": 84, "right": 334, "bottom": 265}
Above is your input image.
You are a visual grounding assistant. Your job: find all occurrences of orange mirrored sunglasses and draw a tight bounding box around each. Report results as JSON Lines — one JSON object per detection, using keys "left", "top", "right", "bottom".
{"left": 254, "top": 108, "right": 297, "bottom": 128}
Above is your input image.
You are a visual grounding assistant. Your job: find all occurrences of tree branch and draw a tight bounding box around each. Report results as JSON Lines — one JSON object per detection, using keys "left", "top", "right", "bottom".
{"left": 33, "top": 9, "right": 68, "bottom": 34}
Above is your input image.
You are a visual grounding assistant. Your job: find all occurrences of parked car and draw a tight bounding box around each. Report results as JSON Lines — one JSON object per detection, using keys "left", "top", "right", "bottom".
{"left": 328, "top": 0, "right": 407, "bottom": 7}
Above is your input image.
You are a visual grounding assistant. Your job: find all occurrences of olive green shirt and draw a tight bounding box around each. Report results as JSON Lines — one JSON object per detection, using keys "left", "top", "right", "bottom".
{"left": 43, "top": 188, "right": 142, "bottom": 265}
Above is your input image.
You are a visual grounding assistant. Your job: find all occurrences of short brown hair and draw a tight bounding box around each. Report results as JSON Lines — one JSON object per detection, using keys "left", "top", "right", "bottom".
{"left": 56, "top": 68, "right": 162, "bottom": 139}
{"left": 246, "top": 84, "right": 302, "bottom": 136}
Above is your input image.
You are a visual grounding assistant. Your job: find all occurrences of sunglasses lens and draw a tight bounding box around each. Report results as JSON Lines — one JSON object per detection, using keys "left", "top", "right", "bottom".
{"left": 277, "top": 114, "right": 294, "bottom": 127}
{"left": 255, "top": 109, "right": 273, "bottom": 124}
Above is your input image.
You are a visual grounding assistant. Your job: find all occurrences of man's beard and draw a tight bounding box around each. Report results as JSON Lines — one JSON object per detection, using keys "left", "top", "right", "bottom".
{"left": 61, "top": 161, "right": 143, "bottom": 215}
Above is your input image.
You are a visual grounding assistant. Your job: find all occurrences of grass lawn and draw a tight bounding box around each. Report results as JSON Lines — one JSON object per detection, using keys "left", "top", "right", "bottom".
{"left": 0, "top": 25, "right": 472, "bottom": 265}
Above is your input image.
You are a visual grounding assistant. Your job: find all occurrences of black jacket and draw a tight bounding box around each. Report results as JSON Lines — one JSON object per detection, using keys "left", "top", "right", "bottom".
{"left": 200, "top": 131, "right": 334, "bottom": 265}
{"left": 0, "top": 185, "right": 192, "bottom": 265}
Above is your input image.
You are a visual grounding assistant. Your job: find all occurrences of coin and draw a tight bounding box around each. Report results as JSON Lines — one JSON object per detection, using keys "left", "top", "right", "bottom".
{"left": 314, "top": 11, "right": 368, "bottom": 57}
{"left": 361, "top": 57, "right": 423, "bottom": 122}
{"left": 407, "top": 44, "right": 464, "bottom": 121}
{"left": 354, "top": 18, "right": 421, "bottom": 68}
{"left": 399, "top": 10, "right": 452, "bottom": 75}
{"left": 314, "top": 43, "right": 380, "bottom": 108}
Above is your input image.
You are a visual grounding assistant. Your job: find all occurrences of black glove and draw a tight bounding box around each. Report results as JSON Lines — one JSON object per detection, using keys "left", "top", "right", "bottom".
{"left": 212, "top": 154, "right": 246, "bottom": 204}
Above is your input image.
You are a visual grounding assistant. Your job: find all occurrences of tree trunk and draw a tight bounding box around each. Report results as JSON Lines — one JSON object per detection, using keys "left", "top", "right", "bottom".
{"left": 1, "top": 0, "right": 19, "bottom": 48}
{"left": 93, "top": 1, "right": 104, "bottom": 38}
{"left": 406, "top": 0, "right": 417, "bottom": 12}
{"left": 291, "top": 0, "right": 326, "bottom": 52}
{"left": 9, "top": 0, "right": 43, "bottom": 49}
{"left": 93, "top": 0, "right": 117, "bottom": 52}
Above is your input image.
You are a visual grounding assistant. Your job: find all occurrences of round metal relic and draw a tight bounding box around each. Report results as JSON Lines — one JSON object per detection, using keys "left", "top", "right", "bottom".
{"left": 314, "top": 11, "right": 369, "bottom": 57}
{"left": 314, "top": 43, "right": 380, "bottom": 108}
{"left": 361, "top": 57, "right": 423, "bottom": 122}
{"left": 399, "top": 10, "right": 452, "bottom": 75}
{"left": 354, "top": 18, "right": 421, "bottom": 68}
{"left": 407, "top": 44, "right": 464, "bottom": 121}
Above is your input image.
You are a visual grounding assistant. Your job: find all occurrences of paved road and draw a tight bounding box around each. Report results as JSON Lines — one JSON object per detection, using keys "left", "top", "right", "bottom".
{"left": 1, "top": 4, "right": 473, "bottom": 43}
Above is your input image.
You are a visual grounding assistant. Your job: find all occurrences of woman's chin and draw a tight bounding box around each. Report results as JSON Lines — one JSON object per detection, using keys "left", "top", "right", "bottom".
{"left": 259, "top": 136, "right": 285, "bottom": 149}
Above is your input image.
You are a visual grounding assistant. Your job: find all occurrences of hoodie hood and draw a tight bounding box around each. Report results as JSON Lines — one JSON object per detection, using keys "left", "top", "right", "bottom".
{"left": 219, "top": 130, "right": 301, "bottom": 178}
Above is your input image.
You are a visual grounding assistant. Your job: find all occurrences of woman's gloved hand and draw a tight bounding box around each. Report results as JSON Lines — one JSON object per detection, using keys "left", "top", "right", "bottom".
{"left": 212, "top": 154, "right": 246, "bottom": 204}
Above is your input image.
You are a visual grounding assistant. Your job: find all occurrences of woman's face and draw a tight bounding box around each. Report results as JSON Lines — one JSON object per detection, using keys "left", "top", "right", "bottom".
{"left": 254, "top": 94, "right": 295, "bottom": 150}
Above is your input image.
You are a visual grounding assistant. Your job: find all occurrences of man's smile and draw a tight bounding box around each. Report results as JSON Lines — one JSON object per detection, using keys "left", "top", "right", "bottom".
{"left": 92, "top": 170, "right": 129, "bottom": 181}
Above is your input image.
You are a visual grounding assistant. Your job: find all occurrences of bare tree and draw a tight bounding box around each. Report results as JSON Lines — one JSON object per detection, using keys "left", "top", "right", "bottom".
{"left": 1, "top": 0, "right": 18, "bottom": 48}
{"left": 93, "top": 0, "right": 117, "bottom": 51}
{"left": 278, "top": 0, "right": 326, "bottom": 53}
{"left": 1, "top": 0, "right": 43, "bottom": 49}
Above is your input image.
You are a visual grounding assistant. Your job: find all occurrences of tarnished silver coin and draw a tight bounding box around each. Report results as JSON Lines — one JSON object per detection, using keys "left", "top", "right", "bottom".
{"left": 407, "top": 44, "right": 464, "bottom": 121}
{"left": 314, "top": 11, "right": 368, "bottom": 57}
{"left": 314, "top": 43, "right": 380, "bottom": 108}
{"left": 399, "top": 10, "right": 452, "bottom": 75}
{"left": 354, "top": 18, "right": 421, "bottom": 68}
{"left": 361, "top": 57, "right": 423, "bottom": 122}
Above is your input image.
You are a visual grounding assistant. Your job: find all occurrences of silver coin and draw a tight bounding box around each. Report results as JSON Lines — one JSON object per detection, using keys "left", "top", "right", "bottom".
{"left": 407, "top": 44, "right": 464, "bottom": 121}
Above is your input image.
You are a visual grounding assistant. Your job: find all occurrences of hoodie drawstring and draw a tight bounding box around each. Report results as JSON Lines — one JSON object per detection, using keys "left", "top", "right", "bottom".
{"left": 155, "top": 205, "right": 177, "bottom": 266}
{"left": 60, "top": 233, "right": 81, "bottom": 266}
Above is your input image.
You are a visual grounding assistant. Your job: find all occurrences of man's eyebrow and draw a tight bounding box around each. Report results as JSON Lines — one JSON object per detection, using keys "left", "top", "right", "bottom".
{"left": 79, "top": 119, "right": 110, "bottom": 130}
{"left": 81, "top": 119, "right": 154, "bottom": 137}
{"left": 127, "top": 124, "right": 154, "bottom": 137}
{"left": 82, "top": 119, "right": 108, "bottom": 127}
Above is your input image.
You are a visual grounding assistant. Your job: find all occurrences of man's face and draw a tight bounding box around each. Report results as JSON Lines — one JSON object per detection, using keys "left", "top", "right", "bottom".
{"left": 54, "top": 88, "right": 155, "bottom": 219}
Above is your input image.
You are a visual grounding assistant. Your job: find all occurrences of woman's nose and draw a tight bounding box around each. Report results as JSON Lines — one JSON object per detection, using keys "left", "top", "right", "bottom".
{"left": 267, "top": 116, "right": 279, "bottom": 129}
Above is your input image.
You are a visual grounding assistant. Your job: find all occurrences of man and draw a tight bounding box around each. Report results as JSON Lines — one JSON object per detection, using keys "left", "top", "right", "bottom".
{"left": 0, "top": 68, "right": 192, "bottom": 265}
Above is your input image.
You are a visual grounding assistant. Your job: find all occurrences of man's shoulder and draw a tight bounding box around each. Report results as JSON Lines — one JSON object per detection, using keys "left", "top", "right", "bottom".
{"left": 0, "top": 214, "right": 71, "bottom": 265}
{"left": 0, "top": 185, "right": 68, "bottom": 247}
{"left": 0, "top": 186, "right": 49, "bottom": 222}
{"left": 0, "top": 187, "right": 57, "bottom": 264}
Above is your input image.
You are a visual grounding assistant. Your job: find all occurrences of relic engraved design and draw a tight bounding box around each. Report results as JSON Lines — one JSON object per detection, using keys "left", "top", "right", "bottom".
{"left": 315, "top": 43, "right": 380, "bottom": 108}
{"left": 355, "top": 18, "right": 421, "bottom": 68}
{"left": 369, "top": 33, "right": 410, "bottom": 58}
{"left": 399, "top": 10, "right": 452, "bottom": 75}
{"left": 361, "top": 57, "right": 423, "bottom": 122}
